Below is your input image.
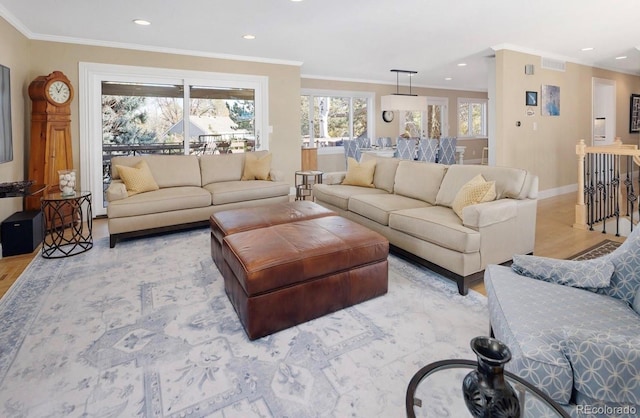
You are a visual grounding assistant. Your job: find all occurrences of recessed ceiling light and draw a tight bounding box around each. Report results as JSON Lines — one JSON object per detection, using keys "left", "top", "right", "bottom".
{"left": 581, "top": 47, "right": 594, "bottom": 51}
{"left": 615, "top": 55, "right": 627, "bottom": 60}
{"left": 290, "top": 0, "right": 304, "bottom": 2}
{"left": 242, "top": 34, "right": 256, "bottom": 40}
{"left": 444, "top": 77, "right": 453, "bottom": 81}
{"left": 133, "top": 19, "right": 151, "bottom": 26}
{"left": 457, "top": 63, "right": 467, "bottom": 67}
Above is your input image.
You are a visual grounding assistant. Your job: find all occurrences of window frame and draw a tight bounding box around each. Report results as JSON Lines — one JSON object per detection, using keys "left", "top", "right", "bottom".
{"left": 301, "top": 88, "right": 375, "bottom": 155}
{"left": 398, "top": 97, "right": 449, "bottom": 138}
{"left": 457, "top": 97, "right": 488, "bottom": 139}
{"left": 80, "top": 62, "right": 269, "bottom": 216}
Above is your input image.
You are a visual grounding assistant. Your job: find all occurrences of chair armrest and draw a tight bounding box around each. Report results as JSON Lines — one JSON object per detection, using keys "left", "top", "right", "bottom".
{"left": 106, "top": 180, "right": 128, "bottom": 202}
{"left": 511, "top": 255, "right": 614, "bottom": 289}
{"left": 462, "top": 199, "right": 516, "bottom": 228}
{"left": 269, "top": 169, "right": 285, "bottom": 182}
{"left": 562, "top": 329, "right": 640, "bottom": 406}
{"left": 323, "top": 171, "right": 347, "bottom": 185}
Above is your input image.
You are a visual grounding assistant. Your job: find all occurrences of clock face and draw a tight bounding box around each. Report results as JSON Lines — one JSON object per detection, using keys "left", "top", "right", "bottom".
{"left": 382, "top": 110, "right": 394, "bottom": 123}
{"left": 47, "top": 80, "right": 71, "bottom": 104}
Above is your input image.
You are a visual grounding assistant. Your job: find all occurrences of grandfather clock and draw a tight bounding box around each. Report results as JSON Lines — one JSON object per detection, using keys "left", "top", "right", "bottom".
{"left": 25, "top": 71, "right": 74, "bottom": 210}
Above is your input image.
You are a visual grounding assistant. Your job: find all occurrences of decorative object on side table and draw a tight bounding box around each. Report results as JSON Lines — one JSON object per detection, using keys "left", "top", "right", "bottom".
{"left": 0, "top": 180, "right": 34, "bottom": 197}
{"left": 58, "top": 169, "right": 77, "bottom": 196}
{"left": 462, "top": 336, "right": 521, "bottom": 418}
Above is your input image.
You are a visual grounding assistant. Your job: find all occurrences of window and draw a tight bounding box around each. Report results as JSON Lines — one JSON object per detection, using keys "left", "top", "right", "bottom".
{"left": 458, "top": 98, "right": 487, "bottom": 138}
{"left": 301, "top": 89, "right": 374, "bottom": 151}
{"left": 101, "top": 82, "right": 258, "bottom": 206}
{"left": 80, "top": 63, "right": 268, "bottom": 216}
{"left": 398, "top": 97, "right": 448, "bottom": 138}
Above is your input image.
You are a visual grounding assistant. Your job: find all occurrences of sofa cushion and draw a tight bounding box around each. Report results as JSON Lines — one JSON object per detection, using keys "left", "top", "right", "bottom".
{"left": 241, "top": 152, "right": 272, "bottom": 180}
{"left": 436, "top": 165, "right": 527, "bottom": 207}
{"left": 342, "top": 157, "right": 376, "bottom": 188}
{"left": 107, "top": 186, "right": 212, "bottom": 218}
{"left": 200, "top": 152, "right": 255, "bottom": 185}
{"left": 204, "top": 180, "right": 289, "bottom": 205}
{"left": 393, "top": 161, "right": 447, "bottom": 204}
{"left": 634, "top": 288, "right": 640, "bottom": 314}
{"left": 451, "top": 174, "right": 496, "bottom": 219}
{"left": 115, "top": 160, "right": 159, "bottom": 196}
{"left": 361, "top": 154, "right": 400, "bottom": 193}
{"left": 511, "top": 255, "right": 614, "bottom": 289}
{"left": 389, "top": 206, "right": 480, "bottom": 253}
{"left": 111, "top": 155, "right": 202, "bottom": 188}
{"left": 348, "top": 194, "right": 430, "bottom": 226}
{"left": 312, "top": 184, "right": 388, "bottom": 210}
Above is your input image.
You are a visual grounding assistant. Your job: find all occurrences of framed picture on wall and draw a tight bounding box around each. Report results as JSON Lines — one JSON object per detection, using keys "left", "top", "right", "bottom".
{"left": 525, "top": 91, "right": 537, "bottom": 106}
{"left": 541, "top": 85, "right": 560, "bottom": 116}
{"left": 630, "top": 94, "right": 640, "bottom": 133}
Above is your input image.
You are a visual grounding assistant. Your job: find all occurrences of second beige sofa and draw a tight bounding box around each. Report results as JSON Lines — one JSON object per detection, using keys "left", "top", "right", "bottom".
{"left": 312, "top": 155, "right": 538, "bottom": 294}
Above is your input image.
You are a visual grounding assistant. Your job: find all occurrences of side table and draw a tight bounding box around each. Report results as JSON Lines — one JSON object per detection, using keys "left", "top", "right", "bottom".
{"left": 295, "top": 170, "right": 323, "bottom": 201}
{"left": 41, "top": 191, "right": 93, "bottom": 258}
{"left": 406, "top": 359, "right": 570, "bottom": 417}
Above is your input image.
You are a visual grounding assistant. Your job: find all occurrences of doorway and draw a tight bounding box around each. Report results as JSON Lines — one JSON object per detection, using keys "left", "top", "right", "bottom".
{"left": 592, "top": 78, "right": 616, "bottom": 145}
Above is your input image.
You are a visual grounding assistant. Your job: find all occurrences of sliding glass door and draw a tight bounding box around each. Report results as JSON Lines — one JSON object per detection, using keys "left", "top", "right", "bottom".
{"left": 80, "top": 63, "right": 268, "bottom": 216}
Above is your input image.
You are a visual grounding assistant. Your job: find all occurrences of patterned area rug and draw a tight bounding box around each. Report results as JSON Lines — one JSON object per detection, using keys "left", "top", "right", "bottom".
{"left": 0, "top": 229, "right": 488, "bottom": 417}
{"left": 568, "top": 240, "right": 622, "bottom": 261}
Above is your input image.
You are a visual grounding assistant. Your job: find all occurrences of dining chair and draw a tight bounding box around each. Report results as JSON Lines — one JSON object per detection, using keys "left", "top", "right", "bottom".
{"left": 416, "top": 138, "right": 439, "bottom": 163}
{"left": 342, "top": 139, "right": 361, "bottom": 166}
{"left": 356, "top": 136, "right": 371, "bottom": 149}
{"left": 437, "top": 136, "right": 458, "bottom": 164}
{"left": 395, "top": 138, "right": 417, "bottom": 160}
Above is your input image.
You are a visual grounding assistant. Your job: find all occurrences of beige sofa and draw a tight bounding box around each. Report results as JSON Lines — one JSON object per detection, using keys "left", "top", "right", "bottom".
{"left": 106, "top": 151, "right": 290, "bottom": 247}
{"left": 312, "top": 155, "right": 538, "bottom": 294}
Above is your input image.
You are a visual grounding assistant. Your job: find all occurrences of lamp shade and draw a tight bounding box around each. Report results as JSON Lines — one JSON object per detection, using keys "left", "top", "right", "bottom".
{"left": 381, "top": 94, "right": 428, "bottom": 111}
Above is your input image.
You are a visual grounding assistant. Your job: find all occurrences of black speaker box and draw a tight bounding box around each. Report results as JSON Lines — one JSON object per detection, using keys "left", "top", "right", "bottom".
{"left": 1, "top": 210, "right": 43, "bottom": 257}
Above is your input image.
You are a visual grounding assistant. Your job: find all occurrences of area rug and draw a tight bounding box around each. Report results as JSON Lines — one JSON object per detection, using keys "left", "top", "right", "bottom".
{"left": 567, "top": 239, "right": 622, "bottom": 261}
{"left": 0, "top": 229, "right": 488, "bottom": 417}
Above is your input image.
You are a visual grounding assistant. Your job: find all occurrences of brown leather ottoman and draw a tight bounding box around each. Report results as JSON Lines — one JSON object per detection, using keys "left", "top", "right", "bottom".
{"left": 222, "top": 216, "right": 389, "bottom": 340}
{"left": 209, "top": 201, "right": 336, "bottom": 270}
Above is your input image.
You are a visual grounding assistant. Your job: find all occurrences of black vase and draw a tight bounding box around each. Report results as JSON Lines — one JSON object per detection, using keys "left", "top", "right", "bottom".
{"left": 462, "top": 336, "right": 521, "bottom": 418}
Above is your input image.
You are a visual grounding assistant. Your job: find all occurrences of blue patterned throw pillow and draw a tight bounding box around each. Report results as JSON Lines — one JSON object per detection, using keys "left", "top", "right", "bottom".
{"left": 511, "top": 255, "right": 614, "bottom": 289}
{"left": 633, "top": 287, "right": 640, "bottom": 315}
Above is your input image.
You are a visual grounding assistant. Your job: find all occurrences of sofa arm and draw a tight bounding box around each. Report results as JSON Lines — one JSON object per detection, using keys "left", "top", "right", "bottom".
{"left": 462, "top": 199, "right": 517, "bottom": 228}
{"left": 269, "top": 169, "right": 285, "bottom": 182}
{"left": 106, "top": 180, "right": 128, "bottom": 202}
{"left": 323, "top": 171, "right": 347, "bottom": 185}
{"left": 562, "top": 329, "right": 640, "bottom": 406}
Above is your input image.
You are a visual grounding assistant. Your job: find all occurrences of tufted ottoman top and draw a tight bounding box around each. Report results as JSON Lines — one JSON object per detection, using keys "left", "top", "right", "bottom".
{"left": 210, "top": 200, "right": 335, "bottom": 244}
{"left": 223, "top": 216, "right": 389, "bottom": 296}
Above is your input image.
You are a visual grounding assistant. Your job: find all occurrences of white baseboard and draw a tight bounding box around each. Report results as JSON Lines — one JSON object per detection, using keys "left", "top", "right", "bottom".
{"left": 538, "top": 183, "right": 578, "bottom": 200}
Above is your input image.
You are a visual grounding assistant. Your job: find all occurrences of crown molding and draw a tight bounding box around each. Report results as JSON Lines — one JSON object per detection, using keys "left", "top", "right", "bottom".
{"left": 0, "top": 7, "right": 302, "bottom": 68}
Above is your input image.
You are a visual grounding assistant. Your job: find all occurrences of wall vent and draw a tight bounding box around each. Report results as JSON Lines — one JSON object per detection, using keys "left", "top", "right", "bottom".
{"left": 541, "top": 57, "right": 566, "bottom": 72}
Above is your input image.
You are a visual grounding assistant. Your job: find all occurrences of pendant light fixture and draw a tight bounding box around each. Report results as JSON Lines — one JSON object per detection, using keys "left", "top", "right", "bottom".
{"left": 380, "top": 69, "right": 428, "bottom": 111}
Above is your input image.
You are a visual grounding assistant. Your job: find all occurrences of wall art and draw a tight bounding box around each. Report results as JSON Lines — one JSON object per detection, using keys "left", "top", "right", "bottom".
{"left": 541, "top": 85, "right": 560, "bottom": 116}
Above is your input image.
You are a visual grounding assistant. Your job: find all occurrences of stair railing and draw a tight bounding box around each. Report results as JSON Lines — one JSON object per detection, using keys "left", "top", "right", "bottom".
{"left": 575, "top": 138, "right": 640, "bottom": 235}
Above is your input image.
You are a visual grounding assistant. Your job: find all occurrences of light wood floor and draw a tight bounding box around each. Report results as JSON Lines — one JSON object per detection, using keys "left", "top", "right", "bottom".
{"left": 0, "top": 193, "right": 625, "bottom": 299}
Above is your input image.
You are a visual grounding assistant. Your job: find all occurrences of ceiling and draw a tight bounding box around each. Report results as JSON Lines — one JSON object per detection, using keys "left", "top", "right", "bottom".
{"left": 1, "top": 0, "right": 639, "bottom": 91}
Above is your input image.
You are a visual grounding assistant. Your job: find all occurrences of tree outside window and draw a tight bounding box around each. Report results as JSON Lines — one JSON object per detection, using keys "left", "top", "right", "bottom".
{"left": 458, "top": 98, "right": 487, "bottom": 138}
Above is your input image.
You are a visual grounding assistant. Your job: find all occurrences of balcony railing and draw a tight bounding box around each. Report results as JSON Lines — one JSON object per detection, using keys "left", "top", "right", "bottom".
{"left": 574, "top": 138, "right": 640, "bottom": 235}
